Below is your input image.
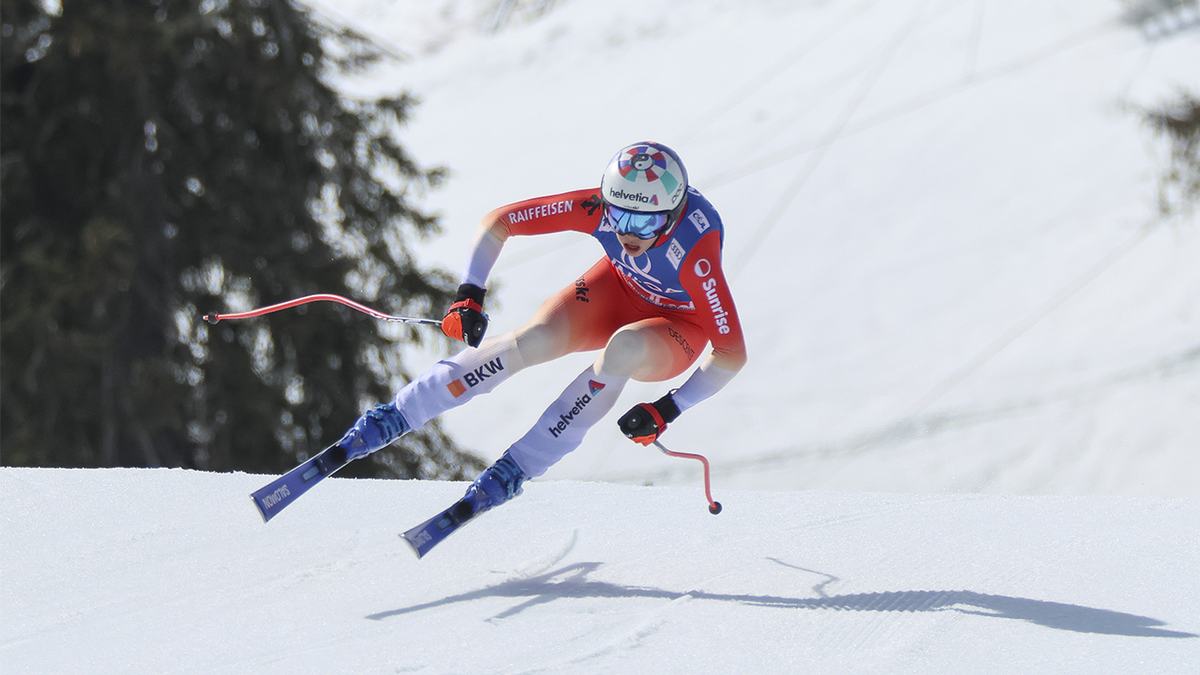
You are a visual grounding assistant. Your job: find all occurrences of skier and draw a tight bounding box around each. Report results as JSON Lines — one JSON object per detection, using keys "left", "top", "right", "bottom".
{"left": 336, "top": 141, "right": 746, "bottom": 518}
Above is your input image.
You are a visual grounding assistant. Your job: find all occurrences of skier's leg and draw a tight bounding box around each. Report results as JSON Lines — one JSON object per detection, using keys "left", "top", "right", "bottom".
{"left": 503, "top": 363, "right": 630, "bottom": 479}
{"left": 340, "top": 261, "right": 625, "bottom": 460}
{"left": 335, "top": 333, "right": 523, "bottom": 460}
{"left": 460, "top": 285, "right": 705, "bottom": 514}
{"left": 460, "top": 362, "right": 628, "bottom": 515}
{"left": 396, "top": 259, "right": 630, "bottom": 432}
{"left": 594, "top": 316, "right": 706, "bottom": 382}
{"left": 396, "top": 257, "right": 643, "bottom": 425}
{"left": 503, "top": 316, "right": 706, "bottom": 479}
{"left": 393, "top": 332, "right": 527, "bottom": 431}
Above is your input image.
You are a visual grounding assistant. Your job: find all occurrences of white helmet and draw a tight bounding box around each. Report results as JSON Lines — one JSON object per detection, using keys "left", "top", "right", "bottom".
{"left": 600, "top": 142, "right": 688, "bottom": 213}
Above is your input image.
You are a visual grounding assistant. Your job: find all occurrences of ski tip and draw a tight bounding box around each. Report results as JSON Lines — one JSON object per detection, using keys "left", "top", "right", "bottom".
{"left": 400, "top": 533, "right": 426, "bottom": 559}
{"left": 251, "top": 495, "right": 272, "bottom": 523}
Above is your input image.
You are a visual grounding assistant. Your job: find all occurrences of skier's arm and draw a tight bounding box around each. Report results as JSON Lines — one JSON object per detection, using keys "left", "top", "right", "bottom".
{"left": 672, "top": 230, "right": 747, "bottom": 412}
{"left": 446, "top": 189, "right": 603, "bottom": 346}
{"left": 461, "top": 188, "right": 602, "bottom": 287}
{"left": 618, "top": 231, "right": 746, "bottom": 444}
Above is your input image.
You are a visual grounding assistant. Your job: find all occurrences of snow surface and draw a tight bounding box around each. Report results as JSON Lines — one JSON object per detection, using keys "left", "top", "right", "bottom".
{"left": 2, "top": 468, "right": 1198, "bottom": 674}
{"left": 4, "top": 1, "right": 1199, "bottom": 672}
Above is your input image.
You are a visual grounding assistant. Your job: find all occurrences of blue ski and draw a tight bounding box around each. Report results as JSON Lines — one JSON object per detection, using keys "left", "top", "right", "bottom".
{"left": 250, "top": 444, "right": 349, "bottom": 522}
{"left": 401, "top": 499, "right": 481, "bottom": 558}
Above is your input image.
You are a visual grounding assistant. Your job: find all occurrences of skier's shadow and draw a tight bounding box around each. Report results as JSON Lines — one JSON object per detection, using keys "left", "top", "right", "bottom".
{"left": 366, "top": 560, "right": 1196, "bottom": 638}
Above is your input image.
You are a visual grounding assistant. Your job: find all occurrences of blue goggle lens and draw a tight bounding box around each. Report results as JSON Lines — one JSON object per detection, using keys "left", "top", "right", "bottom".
{"left": 606, "top": 204, "right": 668, "bottom": 239}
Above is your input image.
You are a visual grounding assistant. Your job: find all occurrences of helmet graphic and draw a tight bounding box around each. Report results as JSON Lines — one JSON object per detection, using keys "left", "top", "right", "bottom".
{"left": 600, "top": 142, "right": 688, "bottom": 213}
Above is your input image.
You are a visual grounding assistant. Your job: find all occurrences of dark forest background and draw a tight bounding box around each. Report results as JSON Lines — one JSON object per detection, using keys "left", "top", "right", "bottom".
{"left": 1, "top": 0, "right": 485, "bottom": 479}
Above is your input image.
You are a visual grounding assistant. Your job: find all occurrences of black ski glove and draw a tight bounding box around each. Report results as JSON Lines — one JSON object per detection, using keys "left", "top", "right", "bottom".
{"left": 442, "top": 283, "right": 488, "bottom": 347}
{"left": 618, "top": 393, "right": 682, "bottom": 446}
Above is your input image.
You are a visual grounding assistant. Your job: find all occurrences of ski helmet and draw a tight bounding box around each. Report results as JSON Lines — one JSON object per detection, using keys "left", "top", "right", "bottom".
{"left": 600, "top": 142, "right": 689, "bottom": 214}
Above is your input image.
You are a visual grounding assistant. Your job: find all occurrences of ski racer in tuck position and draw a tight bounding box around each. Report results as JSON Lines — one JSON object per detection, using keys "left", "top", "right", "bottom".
{"left": 339, "top": 141, "right": 747, "bottom": 518}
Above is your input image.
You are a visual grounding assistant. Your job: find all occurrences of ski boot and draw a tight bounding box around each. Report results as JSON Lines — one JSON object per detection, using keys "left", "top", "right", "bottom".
{"left": 324, "top": 402, "right": 410, "bottom": 470}
{"left": 401, "top": 451, "right": 529, "bottom": 557}
{"left": 453, "top": 451, "right": 527, "bottom": 521}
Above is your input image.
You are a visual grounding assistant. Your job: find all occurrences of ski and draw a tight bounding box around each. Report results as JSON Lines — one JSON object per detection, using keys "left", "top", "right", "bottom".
{"left": 250, "top": 443, "right": 350, "bottom": 522}
{"left": 401, "top": 498, "right": 481, "bottom": 558}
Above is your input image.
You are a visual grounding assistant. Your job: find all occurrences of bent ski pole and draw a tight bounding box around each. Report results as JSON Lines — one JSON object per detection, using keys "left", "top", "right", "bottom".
{"left": 653, "top": 440, "right": 722, "bottom": 515}
{"left": 202, "top": 294, "right": 442, "bottom": 327}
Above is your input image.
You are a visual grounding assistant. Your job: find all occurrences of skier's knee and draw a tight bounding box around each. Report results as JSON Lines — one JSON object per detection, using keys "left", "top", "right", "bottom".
{"left": 596, "top": 328, "right": 650, "bottom": 378}
{"left": 513, "top": 321, "right": 566, "bottom": 368}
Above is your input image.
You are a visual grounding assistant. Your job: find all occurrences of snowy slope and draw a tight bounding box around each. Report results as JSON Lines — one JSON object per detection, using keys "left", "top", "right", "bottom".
{"left": 4, "top": 2, "right": 1199, "bottom": 673}
{"left": 295, "top": 0, "right": 1200, "bottom": 498}
{"left": 2, "top": 468, "right": 1198, "bottom": 674}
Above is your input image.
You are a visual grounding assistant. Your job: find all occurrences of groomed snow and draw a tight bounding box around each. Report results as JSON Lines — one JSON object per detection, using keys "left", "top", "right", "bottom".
{"left": 2, "top": 468, "right": 1197, "bottom": 674}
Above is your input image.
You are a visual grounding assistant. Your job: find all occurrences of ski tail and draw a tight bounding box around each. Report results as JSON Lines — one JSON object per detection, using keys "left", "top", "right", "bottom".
{"left": 250, "top": 444, "right": 349, "bottom": 522}
{"left": 401, "top": 500, "right": 478, "bottom": 558}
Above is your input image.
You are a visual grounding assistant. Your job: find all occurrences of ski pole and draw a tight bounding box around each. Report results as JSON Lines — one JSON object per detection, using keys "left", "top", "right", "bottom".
{"left": 202, "top": 294, "right": 442, "bottom": 327}
{"left": 653, "top": 440, "right": 722, "bottom": 515}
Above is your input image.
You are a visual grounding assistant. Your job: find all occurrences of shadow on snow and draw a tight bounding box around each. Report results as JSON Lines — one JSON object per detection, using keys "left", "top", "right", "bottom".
{"left": 367, "top": 561, "right": 1197, "bottom": 638}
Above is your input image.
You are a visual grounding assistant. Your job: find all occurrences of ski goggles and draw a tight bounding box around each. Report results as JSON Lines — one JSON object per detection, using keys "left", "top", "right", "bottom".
{"left": 605, "top": 203, "right": 669, "bottom": 239}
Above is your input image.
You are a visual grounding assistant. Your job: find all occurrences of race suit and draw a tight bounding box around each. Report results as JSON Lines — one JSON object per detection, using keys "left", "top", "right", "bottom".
{"left": 393, "top": 186, "right": 746, "bottom": 476}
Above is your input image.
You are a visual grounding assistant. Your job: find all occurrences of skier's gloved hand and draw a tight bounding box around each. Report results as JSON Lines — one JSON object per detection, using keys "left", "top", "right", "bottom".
{"left": 442, "top": 283, "right": 488, "bottom": 347}
{"left": 618, "top": 393, "right": 682, "bottom": 446}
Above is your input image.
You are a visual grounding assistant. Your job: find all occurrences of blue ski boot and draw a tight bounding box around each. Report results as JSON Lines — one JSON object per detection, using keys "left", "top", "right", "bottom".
{"left": 459, "top": 451, "right": 527, "bottom": 518}
{"left": 335, "top": 402, "right": 411, "bottom": 462}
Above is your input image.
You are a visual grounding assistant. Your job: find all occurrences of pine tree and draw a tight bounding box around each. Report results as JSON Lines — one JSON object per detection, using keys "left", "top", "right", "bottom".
{"left": 1, "top": 0, "right": 486, "bottom": 480}
{"left": 1140, "top": 92, "right": 1200, "bottom": 216}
